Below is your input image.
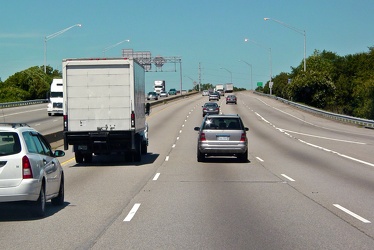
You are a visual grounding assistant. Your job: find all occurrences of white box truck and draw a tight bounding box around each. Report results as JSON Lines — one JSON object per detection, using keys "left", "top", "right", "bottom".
{"left": 154, "top": 80, "right": 165, "bottom": 95}
{"left": 62, "top": 58, "right": 150, "bottom": 163}
{"left": 216, "top": 84, "right": 224, "bottom": 96}
{"left": 47, "top": 79, "right": 63, "bottom": 116}
{"left": 225, "top": 83, "right": 234, "bottom": 93}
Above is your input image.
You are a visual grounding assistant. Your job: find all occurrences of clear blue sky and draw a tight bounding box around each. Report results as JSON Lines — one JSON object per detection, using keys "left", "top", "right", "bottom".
{"left": 1, "top": 0, "right": 373, "bottom": 92}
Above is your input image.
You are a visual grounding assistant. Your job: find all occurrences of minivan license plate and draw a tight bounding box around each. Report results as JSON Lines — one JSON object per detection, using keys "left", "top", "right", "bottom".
{"left": 217, "top": 136, "right": 229, "bottom": 141}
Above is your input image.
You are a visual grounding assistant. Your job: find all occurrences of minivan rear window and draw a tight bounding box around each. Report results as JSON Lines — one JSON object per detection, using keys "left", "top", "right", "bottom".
{"left": 0, "top": 132, "right": 21, "bottom": 156}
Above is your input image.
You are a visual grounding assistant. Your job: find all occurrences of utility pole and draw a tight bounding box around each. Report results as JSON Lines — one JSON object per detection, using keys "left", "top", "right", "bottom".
{"left": 198, "top": 62, "right": 201, "bottom": 92}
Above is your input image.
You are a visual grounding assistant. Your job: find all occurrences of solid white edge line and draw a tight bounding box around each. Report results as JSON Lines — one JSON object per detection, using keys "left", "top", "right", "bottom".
{"left": 281, "top": 174, "right": 295, "bottom": 182}
{"left": 124, "top": 203, "right": 141, "bottom": 222}
{"left": 153, "top": 173, "right": 160, "bottom": 181}
{"left": 333, "top": 204, "right": 371, "bottom": 223}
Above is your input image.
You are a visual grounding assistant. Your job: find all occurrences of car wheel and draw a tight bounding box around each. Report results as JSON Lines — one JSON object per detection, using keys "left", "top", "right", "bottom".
{"left": 34, "top": 185, "right": 46, "bottom": 217}
{"left": 51, "top": 175, "right": 64, "bottom": 206}
{"left": 238, "top": 150, "right": 248, "bottom": 163}
{"left": 197, "top": 150, "right": 205, "bottom": 162}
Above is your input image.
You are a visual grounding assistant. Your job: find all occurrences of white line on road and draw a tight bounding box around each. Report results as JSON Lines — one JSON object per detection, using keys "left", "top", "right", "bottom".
{"left": 280, "top": 129, "right": 366, "bottom": 145}
{"left": 256, "top": 157, "right": 264, "bottom": 162}
{"left": 153, "top": 173, "right": 160, "bottom": 180}
{"left": 124, "top": 203, "right": 141, "bottom": 222}
{"left": 165, "top": 156, "right": 170, "bottom": 161}
{"left": 333, "top": 204, "right": 371, "bottom": 223}
{"left": 281, "top": 174, "right": 295, "bottom": 182}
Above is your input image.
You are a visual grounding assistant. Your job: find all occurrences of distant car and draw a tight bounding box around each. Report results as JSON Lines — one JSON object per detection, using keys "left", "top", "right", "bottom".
{"left": 209, "top": 92, "right": 220, "bottom": 101}
{"left": 0, "top": 123, "right": 66, "bottom": 217}
{"left": 194, "top": 114, "right": 248, "bottom": 162}
{"left": 202, "top": 102, "right": 220, "bottom": 117}
{"left": 168, "top": 88, "right": 177, "bottom": 95}
{"left": 217, "top": 90, "right": 225, "bottom": 96}
{"left": 226, "top": 95, "right": 237, "bottom": 104}
{"left": 147, "top": 92, "right": 158, "bottom": 100}
{"left": 160, "top": 91, "right": 169, "bottom": 97}
{"left": 202, "top": 90, "right": 209, "bottom": 96}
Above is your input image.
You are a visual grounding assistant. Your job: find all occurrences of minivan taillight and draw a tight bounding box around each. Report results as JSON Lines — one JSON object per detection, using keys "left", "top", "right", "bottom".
{"left": 22, "top": 155, "right": 33, "bottom": 179}
{"left": 240, "top": 133, "right": 246, "bottom": 142}
{"left": 200, "top": 132, "right": 206, "bottom": 141}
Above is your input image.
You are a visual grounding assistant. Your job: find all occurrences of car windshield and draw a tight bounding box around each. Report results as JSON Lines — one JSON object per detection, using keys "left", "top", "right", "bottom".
{"left": 0, "top": 132, "right": 21, "bottom": 156}
{"left": 203, "top": 117, "right": 242, "bottom": 130}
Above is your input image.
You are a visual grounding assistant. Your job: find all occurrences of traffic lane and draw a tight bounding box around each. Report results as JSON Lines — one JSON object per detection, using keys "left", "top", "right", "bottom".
{"left": 0, "top": 103, "right": 63, "bottom": 135}
{"left": 234, "top": 96, "right": 374, "bottom": 236}
{"left": 238, "top": 92, "right": 374, "bottom": 169}
{"left": 0, "top": 98, "right": 198, "bottom": 249}
{"left": 91, "top": 101, "right": 373, "bottom": 249}
{"left": 238, "top": 92, "right": 373, "bottom": 143}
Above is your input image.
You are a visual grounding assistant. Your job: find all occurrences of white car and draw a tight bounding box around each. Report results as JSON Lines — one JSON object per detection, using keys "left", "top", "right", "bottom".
{"left": 160, "top": 91, "right": 169, "bottom": 97}
{"left": 0, "top": 123, "right": 65, "bottom": 217}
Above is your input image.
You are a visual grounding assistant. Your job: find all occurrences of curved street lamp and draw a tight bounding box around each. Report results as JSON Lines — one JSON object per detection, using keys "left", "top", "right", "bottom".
{"left": 103, "top": 39, "right": 130, "bottom": 56}
{"left": 44, "top": 24, "right": 82, "bottom": 73}
{"left": 244, "top": 38, "right": 272, "bottom": 88}
{"left": 264, "top": 17, "right": 306, "bottom": 71}
{"left": 220, "top": 67, "right": 232, "bottom": 83}
{"left": 239, "top": 60, "right": 252, "bottom": 90}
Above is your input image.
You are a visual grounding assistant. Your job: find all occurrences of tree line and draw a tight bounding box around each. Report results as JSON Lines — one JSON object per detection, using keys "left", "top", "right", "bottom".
{"left": 0, "top": 66, "right": 61, "bottom": 102}
{"left": 261, "top": 47, "right": 374, "bottom": 120}
{"left": 1, "top": 47, "right": 373, "bottom": 120}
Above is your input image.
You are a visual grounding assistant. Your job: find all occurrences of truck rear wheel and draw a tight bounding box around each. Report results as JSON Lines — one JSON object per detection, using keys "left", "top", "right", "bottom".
{"left": 75, "top": 152, "right": 83, "bottom": 163}
{"left": 133, "top": 137, "right": 142, "bottom": 162}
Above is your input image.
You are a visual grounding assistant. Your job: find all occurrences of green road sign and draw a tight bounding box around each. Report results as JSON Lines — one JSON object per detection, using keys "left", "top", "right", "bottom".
{"left": 257, "top": 82, "right": 263, "bottom": 87}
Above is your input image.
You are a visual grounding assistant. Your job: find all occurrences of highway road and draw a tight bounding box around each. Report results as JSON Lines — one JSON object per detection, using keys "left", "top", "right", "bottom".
{"left": 1, "top": 91, "right": 373, "bottom": 249}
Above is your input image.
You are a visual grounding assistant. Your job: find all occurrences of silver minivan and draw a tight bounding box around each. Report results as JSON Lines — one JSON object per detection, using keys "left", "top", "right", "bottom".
{"left": 194, "top": 114, "right": 248, "bottom": 162}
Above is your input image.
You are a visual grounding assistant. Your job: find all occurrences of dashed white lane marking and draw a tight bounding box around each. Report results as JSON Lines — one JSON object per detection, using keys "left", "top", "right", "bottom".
{"left": 333, "top": 204, "right": 371, "bottom": 223}
{"left": 153, "top": 173, "right": 160, "bottom": 181}
{"left": 124, "top": 203, "right": 141, "bottom": 222}
{"left": 281, "top": 174, "right": 295, "bottom": 182}
{"left": 165, "top": 156, "right": 170, "bottom": 161}
{"left": 256, "top": 157, "right": 264, "bottom": 162}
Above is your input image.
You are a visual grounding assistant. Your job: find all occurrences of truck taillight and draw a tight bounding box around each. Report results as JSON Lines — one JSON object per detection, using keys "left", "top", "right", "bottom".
{"left": 131, "top": 111, "right": 135, "bottom": 128}
{"left": 63, "top": 115, "right": 68, "bottom": 131}
{"left": 22, "top": 155, "right": 33, "bottom": 179}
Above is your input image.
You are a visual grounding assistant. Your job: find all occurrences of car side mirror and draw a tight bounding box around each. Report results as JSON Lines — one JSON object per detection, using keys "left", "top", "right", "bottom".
{"left": 54, "top": 150, "right": 65, "bottom": 157}
{"left": 194, "top": 127, "right": 200, "bottom": 131}
{"left": 245, "top": 127, "right": 249, "bottom": 131}
{"left": 145, "top": 103, "right": 151, "bottom": 116}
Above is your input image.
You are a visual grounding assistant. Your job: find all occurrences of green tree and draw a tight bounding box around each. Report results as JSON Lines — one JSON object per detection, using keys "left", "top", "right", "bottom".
{"left": 287, "top": 50, "right": 336, "bottom": 108}
{"left": 1, "top": 66, "right": 50, "bottom": 101}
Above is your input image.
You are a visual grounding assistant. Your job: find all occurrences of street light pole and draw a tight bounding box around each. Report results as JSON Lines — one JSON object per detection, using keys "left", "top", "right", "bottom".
{"left": 102, "top": 39, "right": 130, "bottom": 56}
{"left": 44, "top": 24, "right": 82, "bottom": 73}
{"left": 264, "top": 17, "right": 306, "bottom": 71}
{"left": 239, "top": 60, "right": 252, "bottom": 90}
{"left": 244, "top": 38, "right": 272, "bottom": 87}
{"left": 220, "top": 67, "right": 232, "bottom": 83}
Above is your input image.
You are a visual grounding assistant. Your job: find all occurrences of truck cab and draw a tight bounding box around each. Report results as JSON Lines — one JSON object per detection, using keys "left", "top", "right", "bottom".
{"left": 47, "top": 79, "right": 63, "bottom": 116}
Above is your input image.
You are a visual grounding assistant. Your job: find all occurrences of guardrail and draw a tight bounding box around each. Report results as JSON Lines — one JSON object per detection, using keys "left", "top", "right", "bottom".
{"left": 255, "top": 92, "right": 374, "bottom": 129}
{"left": 0, "top": 99, "right": 48, "bottom": 108}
